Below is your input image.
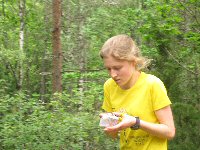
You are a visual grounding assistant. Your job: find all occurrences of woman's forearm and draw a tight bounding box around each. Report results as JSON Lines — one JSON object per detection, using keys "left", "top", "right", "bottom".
{"left": 139, "top": 119, "right": 175, "bottom": 140}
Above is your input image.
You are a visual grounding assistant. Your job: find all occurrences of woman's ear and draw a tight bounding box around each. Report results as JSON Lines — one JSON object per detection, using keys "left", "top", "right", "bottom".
{"left": 131, "top": 60, "right": 137, "bottom": 67}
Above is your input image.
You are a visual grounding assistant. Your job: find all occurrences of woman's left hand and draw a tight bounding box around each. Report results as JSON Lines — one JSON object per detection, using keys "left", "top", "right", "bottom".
{"left": 104, "top": 113, "right": 136, "bottom": 132}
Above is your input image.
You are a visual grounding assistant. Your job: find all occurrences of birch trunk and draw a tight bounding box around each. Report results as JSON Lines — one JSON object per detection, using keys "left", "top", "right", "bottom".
{"left": 18, "top": 0, "right": 25, "bottom": 90}
{"left": 40, "top": 5, "right": 50, "bottom": 102}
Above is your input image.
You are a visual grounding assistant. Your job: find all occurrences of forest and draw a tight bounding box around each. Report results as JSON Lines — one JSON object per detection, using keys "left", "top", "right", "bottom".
{"left": 0, "top": 0, "right": 200, "bottom": 149}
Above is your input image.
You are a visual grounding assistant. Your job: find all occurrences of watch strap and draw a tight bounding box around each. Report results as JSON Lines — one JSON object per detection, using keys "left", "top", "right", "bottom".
{"left": 130, "top": 117, "right": 140, "bottom": 130}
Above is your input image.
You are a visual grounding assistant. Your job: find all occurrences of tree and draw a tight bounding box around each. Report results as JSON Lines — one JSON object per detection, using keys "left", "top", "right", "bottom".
{"left": 52, "top": 0, "right": 62, "bottom": 93}
{"left": 18, "top": 0, "right": 25, "bottom": 91}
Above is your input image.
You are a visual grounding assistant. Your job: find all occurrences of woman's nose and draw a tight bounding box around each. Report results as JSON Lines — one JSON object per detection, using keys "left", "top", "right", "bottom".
{"left": 110, "top": 69, "right": 117, "bottom": 78}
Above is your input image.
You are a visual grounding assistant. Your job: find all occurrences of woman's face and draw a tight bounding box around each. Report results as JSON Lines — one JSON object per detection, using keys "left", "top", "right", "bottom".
{"left": 103, "top": 56, "right": 136, "bottom": 89}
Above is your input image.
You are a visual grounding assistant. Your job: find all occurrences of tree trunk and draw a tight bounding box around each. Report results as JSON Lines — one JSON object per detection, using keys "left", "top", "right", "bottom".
{"left": 52, "top": 0, "right": 62, "bottom": 94}
{"left": 2, "top": 0, "right": 8, "bottom": 48}
{"left": 73, "top": 0, "right": 88, "bottom": 111}
{"left": 18, "top": 0, "right": 25, "bottom": 90}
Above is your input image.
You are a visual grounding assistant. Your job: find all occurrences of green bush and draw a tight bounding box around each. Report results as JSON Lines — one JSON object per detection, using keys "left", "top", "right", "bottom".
{"left": 0, "top": 93, "right": 119, "bottom": 150}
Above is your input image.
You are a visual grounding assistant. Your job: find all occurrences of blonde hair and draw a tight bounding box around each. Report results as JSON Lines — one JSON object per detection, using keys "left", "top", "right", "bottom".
{"left": 100, "top": 34, "right": 151, "bottom": 70}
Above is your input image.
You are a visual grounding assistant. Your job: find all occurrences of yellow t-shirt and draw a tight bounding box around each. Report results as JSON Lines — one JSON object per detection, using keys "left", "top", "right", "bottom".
{"left": 102, "top": 72, "right": 171, "bottom": 150}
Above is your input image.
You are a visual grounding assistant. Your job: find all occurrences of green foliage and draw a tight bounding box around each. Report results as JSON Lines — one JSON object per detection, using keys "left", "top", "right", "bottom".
{"left": 169, "top": 103, "right": 200, "bottom": 150}
{"left": 0, "top": 93, "right": 118, "bottom": 150}
{"left": 62, "top": 71, "right": 108, "bottom": 112}
{"left": 0, "top": 0, "right": 200, "bottom": 149}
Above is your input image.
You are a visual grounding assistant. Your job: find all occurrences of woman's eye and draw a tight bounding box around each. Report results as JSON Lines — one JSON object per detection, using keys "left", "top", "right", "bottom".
{"left": 114, "top": 67, "right": 121, "bottom": 70}
{"left": 105, "top": 67, "right": 121, "bottom": 71}
{"left": 106, "top": 68, "right": 111, "bottom": 71}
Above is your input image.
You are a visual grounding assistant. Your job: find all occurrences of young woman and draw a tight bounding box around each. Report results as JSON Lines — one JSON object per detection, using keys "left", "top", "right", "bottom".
{"left": 99, "top": 34, "right": 175, "bottom": 150}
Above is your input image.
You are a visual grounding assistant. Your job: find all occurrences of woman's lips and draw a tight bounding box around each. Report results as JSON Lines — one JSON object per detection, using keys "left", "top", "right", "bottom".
{"left": 114, "top": 79, "right": 120, "bottom": 83}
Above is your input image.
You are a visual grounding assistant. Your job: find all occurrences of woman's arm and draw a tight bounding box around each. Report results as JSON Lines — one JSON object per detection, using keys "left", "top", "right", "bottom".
{"left": 104, "top": 105, "right": 176, "bottom": 140}
{"left": 140, "top": 105, "right": 175, "bottom": 140}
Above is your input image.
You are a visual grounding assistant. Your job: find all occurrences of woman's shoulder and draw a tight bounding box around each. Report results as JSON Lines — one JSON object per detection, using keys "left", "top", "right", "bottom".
{"left": 142, "top": 72, "right": 163, "bottom": 84}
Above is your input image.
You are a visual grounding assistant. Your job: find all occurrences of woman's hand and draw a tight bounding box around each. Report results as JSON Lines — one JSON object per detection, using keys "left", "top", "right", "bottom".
{"left": 99, "top": 112, "right": 137, "bottom": 138}
{"left": 104, "top": 113, "right": 136, "bottom": 133}
{"left": 99, "top": 112, "right": 119, "bottom": 138}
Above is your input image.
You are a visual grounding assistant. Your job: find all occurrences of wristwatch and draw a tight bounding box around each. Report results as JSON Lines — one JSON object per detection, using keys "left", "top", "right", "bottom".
{"left": 130, "top": 117, "right": 140, "bottom": 130}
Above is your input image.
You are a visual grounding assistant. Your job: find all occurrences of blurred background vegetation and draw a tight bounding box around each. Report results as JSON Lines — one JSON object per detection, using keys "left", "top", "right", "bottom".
{"left": 0, "top": 0, "right": 200, "bottom": 149}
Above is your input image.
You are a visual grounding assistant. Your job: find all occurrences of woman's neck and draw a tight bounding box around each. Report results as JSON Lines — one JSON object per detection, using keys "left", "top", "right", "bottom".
{"left": 122, "top": 70, "right": 141, "bottom": 90}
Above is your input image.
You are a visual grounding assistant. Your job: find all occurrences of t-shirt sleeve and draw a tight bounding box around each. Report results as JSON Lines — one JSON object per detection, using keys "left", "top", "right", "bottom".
{"left": 102, "top": 79, "right": 112, "bottom": 112}
{"left": 151, "top": 77, "right": 171, "bottom": 111}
